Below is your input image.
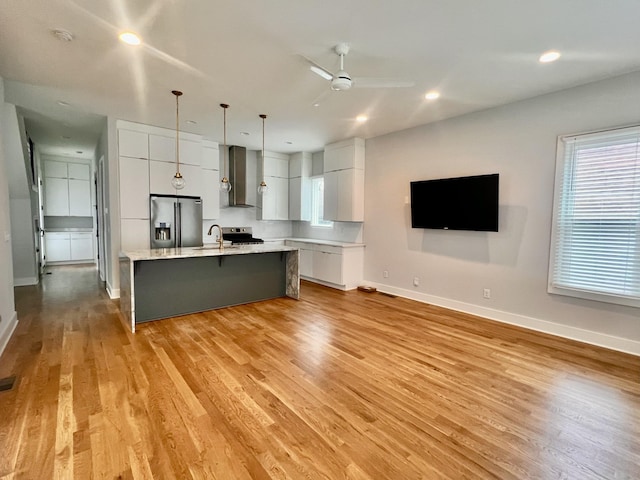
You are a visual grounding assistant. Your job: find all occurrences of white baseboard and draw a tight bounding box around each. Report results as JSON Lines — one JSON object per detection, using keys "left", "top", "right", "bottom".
{"left": 14, "top": 276, "right": 38, "bottom": 287}
{"left": 367, "top": 282, "right": 640, "bottom": 357}
{"left": 0, "top": 311, "right": 18, "bottom": 358}
{"left": 107, "top": 284, "right": 120, "bottom": 299}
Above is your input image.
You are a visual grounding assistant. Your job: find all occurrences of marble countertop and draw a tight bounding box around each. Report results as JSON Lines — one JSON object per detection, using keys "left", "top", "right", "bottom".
{"left": 284, "top": 237, "right": 365, "bottom": 248}
{"left": 122, "top": 243, "right": 298, "bottom": 261}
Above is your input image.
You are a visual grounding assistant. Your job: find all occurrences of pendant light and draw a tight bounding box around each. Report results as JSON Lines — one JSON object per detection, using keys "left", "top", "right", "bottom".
{"left": 170, "top": 90, "right": 186, "bottom": 190}
{"left": 219, "top": 103, "right": 232, "bottom": 192}
{"left": 258, "top": 114, "right": 268, "bottom": 195}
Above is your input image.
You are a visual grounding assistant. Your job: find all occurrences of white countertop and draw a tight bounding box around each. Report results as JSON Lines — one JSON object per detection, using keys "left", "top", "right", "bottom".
{"left": 122, "top": 243, "right": 297, "bottom": 261}
{"left": 284, "top": 237, "right": 365, "bottom": 248}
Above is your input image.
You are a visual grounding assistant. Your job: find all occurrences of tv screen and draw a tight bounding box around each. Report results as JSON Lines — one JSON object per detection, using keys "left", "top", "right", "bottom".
{"left": 410, "top": 173, "right": 499, "bottom": 231}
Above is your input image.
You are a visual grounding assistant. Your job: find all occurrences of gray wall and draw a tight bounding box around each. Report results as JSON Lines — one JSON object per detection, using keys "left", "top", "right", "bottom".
{"left": 363, "top": 70, "right": 640, "bottom": 354}
{"left": 0, "top": 77, "right": 18, "bottom": 356}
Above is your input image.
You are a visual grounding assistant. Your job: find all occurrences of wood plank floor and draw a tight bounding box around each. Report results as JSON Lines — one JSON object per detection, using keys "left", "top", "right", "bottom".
{"left": 1, "top": 265, "right": 639, "bottom": 479}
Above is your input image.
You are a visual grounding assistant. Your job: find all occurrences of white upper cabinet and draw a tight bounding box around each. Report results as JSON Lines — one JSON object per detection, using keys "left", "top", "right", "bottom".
{"left": 149, "top": 134, "right": 202, "bottom": 166}
{"left": 43, "top": 160, "right": 92, "bottom": 217}
{"left": 44, "top": 177, "right": 70, "bottom": 216}
{"left": 323, "top": 138, "right": 365, "bottom": 222}
{"left": 44, "top": 160, "right": 68, "bottom": 178}
{"left": 201, "top": 142, "right": 220, "bottom": 171}
{"left": 258, "top": 151, "right": 289, "bottom": 220}
{"left": 69, "top": 179, "right": 92, "bottom": 216}
{"left": 118, "top": 129, "right": 149, "bottom": 159}
{"left": 119, "top": 156, "right": 149, "bottom": 219}
{"left": 289, "top": 152, "right": 312, "bottom": 221}
{"left": 68, "top": 163, "right": 90, "bottom": 180}
{"left": 201, "top": 169, "right": 220, "bottom": 219}
{"left": 324, "top": 137, "right": 364, "bottom": 172}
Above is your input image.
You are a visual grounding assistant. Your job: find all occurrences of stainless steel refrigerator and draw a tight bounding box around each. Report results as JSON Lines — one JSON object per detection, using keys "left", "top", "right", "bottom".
{"left": 150, "top": 194, "right": 203, "bottom": 248}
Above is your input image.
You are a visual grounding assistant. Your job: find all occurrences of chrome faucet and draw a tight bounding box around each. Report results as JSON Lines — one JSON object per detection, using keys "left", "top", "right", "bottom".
{"left": 207, "top": 224, "right": 224, "bottom": 249}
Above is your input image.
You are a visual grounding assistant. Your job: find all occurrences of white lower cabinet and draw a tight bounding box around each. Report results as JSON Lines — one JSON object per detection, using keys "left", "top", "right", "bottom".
{"left": 285, "top": 240, "right": 364, "bottom": 290}
{"left": 70, "top": 233, "right": 94, "bottom": 261}
{"left": 45, "top": 232, "right": 94, "bottom": 262}
{"left": 45, "top": 233, "right": 71, "bottom": 262}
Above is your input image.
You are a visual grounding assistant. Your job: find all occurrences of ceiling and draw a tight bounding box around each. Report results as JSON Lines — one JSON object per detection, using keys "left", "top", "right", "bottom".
{"left": 1, "top": 0, "right": 640, "bottom": 159}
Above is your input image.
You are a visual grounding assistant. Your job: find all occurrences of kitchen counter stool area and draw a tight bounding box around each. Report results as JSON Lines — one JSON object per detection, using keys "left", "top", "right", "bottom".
{"left": 119, "top": 245, "right": 299, "bottom": 332}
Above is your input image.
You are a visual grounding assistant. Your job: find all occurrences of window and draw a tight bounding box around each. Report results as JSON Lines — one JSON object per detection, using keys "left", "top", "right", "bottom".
{"left": 549, "top": 125, "right": 640, "bottom": 307}
{"left": 311, "top": 176, "right": 333, "bottom": 228}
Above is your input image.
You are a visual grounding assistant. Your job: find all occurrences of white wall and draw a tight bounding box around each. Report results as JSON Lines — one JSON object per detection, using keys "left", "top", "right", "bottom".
{"left": 0, "top": 77, "right": 19, "bottom": 357}
{"left": 10, "top": 198, "right": 36, "bottom": 285}
{"left": 364, "top": 70, "right": 640, "bottom": 355}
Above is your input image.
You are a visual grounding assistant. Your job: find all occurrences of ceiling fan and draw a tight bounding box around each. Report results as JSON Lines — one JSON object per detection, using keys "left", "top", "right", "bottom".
{"left": 307, "top": 43, "right": 415, "bottom": 91}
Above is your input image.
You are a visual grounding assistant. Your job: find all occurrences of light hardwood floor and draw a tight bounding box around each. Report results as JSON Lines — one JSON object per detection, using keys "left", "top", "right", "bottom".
{"left": 1, "top": 265, "right": 639, "bottom": 479}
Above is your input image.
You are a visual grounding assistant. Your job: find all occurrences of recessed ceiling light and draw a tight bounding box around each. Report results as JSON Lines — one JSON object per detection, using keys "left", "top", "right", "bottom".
{"left": 285, "top": 141, "right": 293, "bottom": 145}
{"left": 57, "top": 100, "right": 70, "bottom": 107}
{"left": 76, "top": 151, "right": 83, "bottom": 154}
{"left": 539, "top": 50, "right": 561, "bottom": 63}
{"left": 313, "top": 103, "right": 320, "bottom": 107}
{"left": 52, "top": 28, "right": 74, "bottom": 42}
{"left": 240, "top": 132, "right": 250, "bottom": 136}
{"left": 356, "top": 115, "right": 368, "bottom": 123}
{"left": 425, "top": 91, "right": 440, "bottom": 100}
{"left": 186, "top": 120, "right": 197, "bottom": 125}
{"left": 119, "top": 31, "right": 142, "bottom": 46}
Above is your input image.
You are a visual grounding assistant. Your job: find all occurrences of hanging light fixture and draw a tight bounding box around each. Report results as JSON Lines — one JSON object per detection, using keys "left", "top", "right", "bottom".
{"left": 219, "top": 103, "right": 232, "bottom": 192}
{"left": 258, "top": 113, "right": 268, "bottom": 195}
{"left": 170, "top": 90, "right": 186, "bottom": 190}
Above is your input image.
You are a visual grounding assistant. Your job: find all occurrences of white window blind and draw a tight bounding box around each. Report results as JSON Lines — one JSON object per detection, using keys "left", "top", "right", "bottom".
{"left": 549, "top": 125, "right": 640, "bottom": 307}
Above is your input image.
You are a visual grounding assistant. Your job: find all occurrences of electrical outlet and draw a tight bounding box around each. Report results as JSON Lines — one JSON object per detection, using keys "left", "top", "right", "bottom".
{"left": 383, "top": 270, "right": 389, "bottom": 278}
{"left": 483, "top": 288, "right": 491, "bottom": 299}
{"left": 413, "top": 277, "right": 420, "bottom": 287}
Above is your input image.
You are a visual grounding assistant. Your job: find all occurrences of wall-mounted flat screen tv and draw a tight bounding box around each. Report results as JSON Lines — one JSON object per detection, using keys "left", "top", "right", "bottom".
{"left": 410, "top": 173, "right": 499, "bottom": 231}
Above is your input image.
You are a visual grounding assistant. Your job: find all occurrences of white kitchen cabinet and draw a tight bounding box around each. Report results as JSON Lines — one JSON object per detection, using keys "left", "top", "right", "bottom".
{"left": 45, "top": 233, "right": 71, "bottom": 262}
{"left": 287, "top": 241, "right": 313, "bottom": 277}
{"left": 323, "top": 138, "right": 364, "bottom": 222}
{"left": 201, "top": 169, "right": 220, "bottom": 219}
{"left": 149, "top": 134, "right": 202, "bottom": 166}
{"left": 70, "top": 233, "right": 94, "bottom": 261}
{"left": 44, "top": 161, "right": 92, "bottom": 217}
{"left": 44, "top": 177, "right": 70, "bottom": 216}
{"left": 44, "top": 160, "right": 68, "bottom": 178}
{"left": 285, "top": 240, "right": 364, "bottom": 290}
{"left": 313, "top": 247, "right": 343, "bottom": 285}
{"left": 69, "top": 179, "right": 92, "bottom": 216}
{"left": 201, "top": 142, "right": 220, "bottom": 171}
{"left": 68, "top": 163, "right": 90, "bottom": 180}
{"left": 149, "top": 160, "right": 177, "bottom": 195}
{"left": 119, "top": 156, "right": 150, "bottom": 219}
{"left": 180, "top": 164, "right": 203, "bottom": 198}
{"left": 289, "top": 176, "right": 311, "bottom": 221}
{"left": 120, "top": 219, "right": 150, "bottom": 251}
{"left": 119, "top": 129, "right": 149, "bottom": 159}
{"left": 323, "top": 137, "right": 364, "bottom": 171}
{"left": 259, "top": 176, "right": 289, "bottom": 220}
{"left": 289, "top": 152, "right": 312, "bottom": 221}
{"left": 258, "top": 152, "right": 289, "bottom": 221}
{"left": 323, "top": 166, "right": 364, "bottom": 222}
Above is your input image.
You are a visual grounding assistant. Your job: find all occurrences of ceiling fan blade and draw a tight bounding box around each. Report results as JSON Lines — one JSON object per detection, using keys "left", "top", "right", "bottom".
{"left": 352, "top": 77, "right": 415, "bottom": 88}
{"left": 310, "top": 65, "right": 333, "bottom": 81}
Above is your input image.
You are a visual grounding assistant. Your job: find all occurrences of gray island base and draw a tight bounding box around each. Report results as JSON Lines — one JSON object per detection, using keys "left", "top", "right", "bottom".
{"left": 119, "top": 244, "right": 299, "bottom": 332}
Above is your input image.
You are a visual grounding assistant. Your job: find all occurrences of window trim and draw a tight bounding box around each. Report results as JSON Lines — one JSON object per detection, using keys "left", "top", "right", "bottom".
{"left": 310, "top": 175, "right": 333, "bottom": 228}
{"left": 548, "top": 124, "right": 640, "bottom": 308}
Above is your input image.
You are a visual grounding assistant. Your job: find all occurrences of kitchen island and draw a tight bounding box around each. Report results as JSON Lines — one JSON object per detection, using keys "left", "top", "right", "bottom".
{"left": 119, "top": 244, "right": 299, "bottom": 332}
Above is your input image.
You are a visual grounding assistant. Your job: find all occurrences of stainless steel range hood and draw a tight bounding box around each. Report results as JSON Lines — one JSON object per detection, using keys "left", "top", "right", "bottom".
{"left": 228, "top": 145, "right": 256, "bottom": 207}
